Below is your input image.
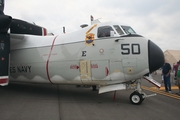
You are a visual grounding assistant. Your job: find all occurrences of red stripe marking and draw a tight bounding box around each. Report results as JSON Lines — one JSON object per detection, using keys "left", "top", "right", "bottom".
{"left": 43, "top": 28, "right": 47, "bottom": 36}
{"left": 0, "top": 78, "right": 8, "bottom": 84}
{"left": 143, "top": 77, "right": 161, "bottom": 88}
{"left": 46, "top": 36, "right": 58, "bottom": 84}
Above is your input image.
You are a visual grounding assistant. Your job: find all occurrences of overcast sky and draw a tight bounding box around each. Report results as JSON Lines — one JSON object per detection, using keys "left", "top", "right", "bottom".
{"left": 4, "top": 0, "right": 180, "bottom": 51}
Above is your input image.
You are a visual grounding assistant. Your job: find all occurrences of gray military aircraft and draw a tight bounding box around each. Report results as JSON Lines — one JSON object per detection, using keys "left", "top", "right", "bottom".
{"left": 0, "top": 0, "right": 164, "bottom": 105}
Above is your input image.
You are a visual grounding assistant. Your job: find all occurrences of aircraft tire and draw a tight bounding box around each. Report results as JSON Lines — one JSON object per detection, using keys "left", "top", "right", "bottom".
{"left": 129, "top": 91, "right": 143, "bottom": 105}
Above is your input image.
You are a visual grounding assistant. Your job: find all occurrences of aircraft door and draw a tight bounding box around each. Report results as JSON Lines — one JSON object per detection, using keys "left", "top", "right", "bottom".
{"left": 122, "top": 58, "right": 138, "bottom": 80}
{"left": 79, "top": 60, "right": 91, "bottom": 81}
{"left": 109, "top": 61, "right": 125, "bottom": 81}
{"left": 91, "top": 60, "right": 110, "bottom": 80}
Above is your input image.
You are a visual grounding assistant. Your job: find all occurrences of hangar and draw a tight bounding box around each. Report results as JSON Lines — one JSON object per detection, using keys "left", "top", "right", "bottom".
{"left": 164, "top": 50, "right": 180, "bottom": 66}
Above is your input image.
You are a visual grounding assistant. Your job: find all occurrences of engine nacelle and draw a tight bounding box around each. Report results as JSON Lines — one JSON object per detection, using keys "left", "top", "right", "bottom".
{"left": 10, "top": 19, "right": 47, "bottom": 36}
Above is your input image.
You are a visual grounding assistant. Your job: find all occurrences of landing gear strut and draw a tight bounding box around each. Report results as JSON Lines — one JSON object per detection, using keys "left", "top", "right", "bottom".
{"left": 129, "top": 79, "right": 145, "bottom": 105}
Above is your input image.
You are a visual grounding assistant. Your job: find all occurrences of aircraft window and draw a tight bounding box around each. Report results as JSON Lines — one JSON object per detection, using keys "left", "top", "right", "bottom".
{"left": 98, "top": 26, "right": 114, "bottom": 38}
{"left": 121, "top": 25, "right": 136, "bottom": 34}
{"left": 113, "top": 25, "right": 124, "bottom": 35}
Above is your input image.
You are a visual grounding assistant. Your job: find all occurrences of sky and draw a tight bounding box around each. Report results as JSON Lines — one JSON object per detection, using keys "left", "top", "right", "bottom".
{"left": 3, "top": 0, "right": 180, "bottom": 52}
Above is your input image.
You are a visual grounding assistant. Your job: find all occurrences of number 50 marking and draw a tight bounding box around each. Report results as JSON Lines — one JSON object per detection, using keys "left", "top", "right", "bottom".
{"left": 121, "top": 44, "right": 140, "bottom": 55}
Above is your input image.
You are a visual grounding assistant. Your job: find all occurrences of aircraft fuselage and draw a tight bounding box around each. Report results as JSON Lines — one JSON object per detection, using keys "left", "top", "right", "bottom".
{"left": 10, "top": 29, "right": 149, "bottom": 86}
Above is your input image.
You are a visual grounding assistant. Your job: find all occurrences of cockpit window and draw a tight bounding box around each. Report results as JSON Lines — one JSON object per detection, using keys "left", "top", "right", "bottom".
{"left": 98, "top": 26, "right": 114, "bottom": 38}
{"left": 121, "top": 25, "right": 136, "bottom": 34}
{"left": 113, "top": 25, "right": 124, "bottom": 35}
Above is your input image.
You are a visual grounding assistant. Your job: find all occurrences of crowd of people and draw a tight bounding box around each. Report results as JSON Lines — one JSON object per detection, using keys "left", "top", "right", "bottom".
{"left": 161, "top": 60, "right": 180, "bottom": 95}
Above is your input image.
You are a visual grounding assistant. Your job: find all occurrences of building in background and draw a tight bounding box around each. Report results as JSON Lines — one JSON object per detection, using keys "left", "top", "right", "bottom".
{"left": 164, "top": 50, "right": 180, "bottom": 66}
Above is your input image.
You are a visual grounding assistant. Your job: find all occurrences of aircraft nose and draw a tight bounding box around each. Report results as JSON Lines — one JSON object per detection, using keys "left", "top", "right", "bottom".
{"left": 148, "top": 40, "right": 164, "bottom": 73}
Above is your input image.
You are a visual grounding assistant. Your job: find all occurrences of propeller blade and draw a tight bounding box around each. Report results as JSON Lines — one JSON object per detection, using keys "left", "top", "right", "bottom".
{"left": 0, "top": 0, "right": 4, "bottom": 14}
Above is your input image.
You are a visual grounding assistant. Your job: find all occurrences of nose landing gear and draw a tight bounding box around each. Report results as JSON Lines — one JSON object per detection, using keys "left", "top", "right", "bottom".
{"left": 129, "top": 77, "right": 158, "bottom": 105}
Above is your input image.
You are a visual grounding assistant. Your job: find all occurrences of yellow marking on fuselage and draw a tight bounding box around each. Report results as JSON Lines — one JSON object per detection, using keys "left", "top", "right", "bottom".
{"left": 86, "top": 24, "right": 97, "bottom": 34}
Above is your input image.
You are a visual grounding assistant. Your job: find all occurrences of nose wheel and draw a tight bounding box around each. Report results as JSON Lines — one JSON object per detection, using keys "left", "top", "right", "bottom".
{"left": 129, "top": 91, "right": 144, "bottom": 105}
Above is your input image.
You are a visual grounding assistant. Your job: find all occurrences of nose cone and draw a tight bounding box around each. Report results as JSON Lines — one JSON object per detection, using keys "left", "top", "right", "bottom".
{"left": 148, "top": 40, "right": 164, "bottom": 73}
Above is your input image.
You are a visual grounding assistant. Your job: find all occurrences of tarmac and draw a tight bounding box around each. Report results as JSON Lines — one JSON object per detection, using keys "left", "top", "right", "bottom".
{"left": 0, "top": 70, "right": 180, "bottom": 120}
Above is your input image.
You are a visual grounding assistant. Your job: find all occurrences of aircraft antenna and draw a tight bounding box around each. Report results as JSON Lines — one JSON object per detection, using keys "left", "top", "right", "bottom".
{"left": 90, "top": 15, "right": 101, "bottom": 25}
{"left": 63, "top": 27, "right": 65, "bottom": 34}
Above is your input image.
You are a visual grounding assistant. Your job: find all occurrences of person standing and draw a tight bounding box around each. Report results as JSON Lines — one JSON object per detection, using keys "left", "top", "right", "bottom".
{"left": 176, "top": 61, "right": 180, "bottom": 95}
{"left": 173, "top": 61, "right": 180, "bottom": 79}
{"left": 174, "top": 61, "right": 180, "bottom": 85}
{"left": 162, "top": 60, "right": 172, "bottom": 93}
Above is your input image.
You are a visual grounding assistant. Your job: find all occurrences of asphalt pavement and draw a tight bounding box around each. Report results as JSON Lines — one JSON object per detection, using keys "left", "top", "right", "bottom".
{"left": 0, "top": 70, "right": 180, "bottom": 120}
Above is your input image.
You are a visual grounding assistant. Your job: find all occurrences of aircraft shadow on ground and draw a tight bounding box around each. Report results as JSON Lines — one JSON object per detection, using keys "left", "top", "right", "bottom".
{"left": 0, "top": 83, "right": 131, "bottom": 104}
